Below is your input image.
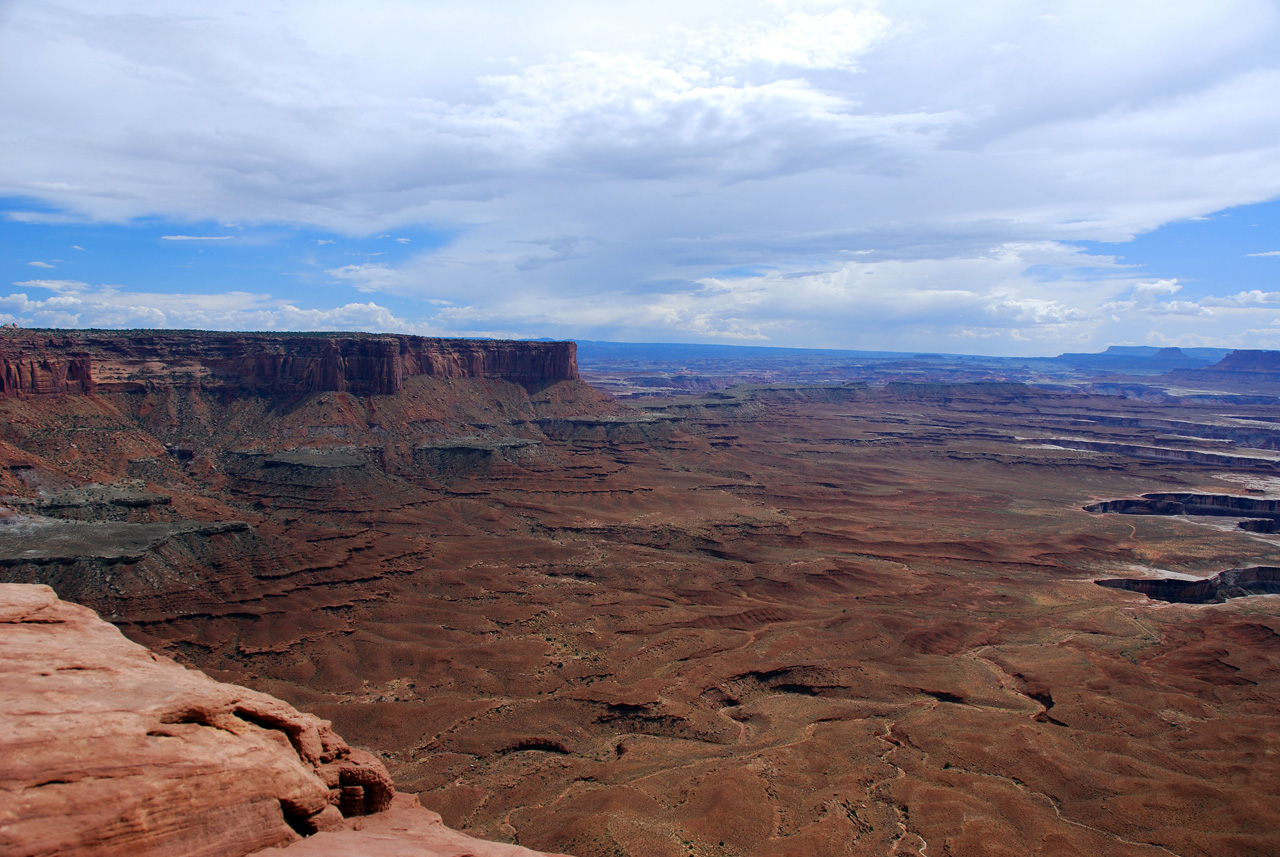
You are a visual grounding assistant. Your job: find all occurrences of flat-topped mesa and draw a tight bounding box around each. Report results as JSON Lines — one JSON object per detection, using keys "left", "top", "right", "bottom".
{"left": 0, "top": 330, "right": 578, "bottom": 398}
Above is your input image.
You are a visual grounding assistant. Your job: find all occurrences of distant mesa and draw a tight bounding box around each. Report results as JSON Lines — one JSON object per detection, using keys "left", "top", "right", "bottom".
{"left": 1160, "top": 348, "right": 1280, "bottom": 393}
{"left": 1050, "top": 345, "right": 1228, "bottom": 373}
{"left": 264, "top": 450, "right": 368, "bottom": 469}
{"left": 1205, "top": 349, "right": 1280, "bottom": 374}
{"left": 576, "top": 338, "right": 1276, "bottom": 399}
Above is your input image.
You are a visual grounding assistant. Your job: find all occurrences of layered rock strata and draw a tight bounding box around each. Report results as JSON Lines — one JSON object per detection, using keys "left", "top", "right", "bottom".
{"left": 0, "top": 584, "right": 567, "bottom": 857}
{"left": 1097, "top": 566, "right": 1280, "bottom": 603}
{"left": 1085, "top": 492, "right": 1280, "bottom": 535}
{"left": 0, "top": 330, "right": 577, "bottom": 397}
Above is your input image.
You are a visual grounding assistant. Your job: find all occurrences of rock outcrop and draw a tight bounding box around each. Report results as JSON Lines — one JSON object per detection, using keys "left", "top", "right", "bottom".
{"left": 0, "top": 583, "right": 568, "bottom": 857}
{"left": 0, "top": 352, "right": 95, "bottom": 396}
{"left": 0, "top": 330, "right": 577, "bottom": 398}
{"left": 1085, "top": 492, "right": 1280, "bottom": 536}
{"left": 1097, "top": 566, "right": 1280, "bottom": 604}
{"left": 1085, "top": 492, "right": 1280, "bottom": 519}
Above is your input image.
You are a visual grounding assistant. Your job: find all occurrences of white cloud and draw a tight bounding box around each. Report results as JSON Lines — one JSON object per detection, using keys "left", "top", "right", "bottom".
{"left": 1203, "top": 289, "right": 1280, "bottom": 306}
{"left": 27, "top": 261, "right": 54, "bottom": 268}
{"left": 326, "top": 263, "right": 410, "bottom": 294}
{"left": 1130, "top": 279, "right": 1183, "bottom": 306}
{"left": 1246, "top": 250, "right": 1280, "bottom": 257}
{"left": 730, "top": 7, "right": 890, "bottom": 70}
{"left": 2, "top": 1, "right": 1280, "bottom": 349}
{"left": 2, "top": 280, "right": 428, "bottom": 333}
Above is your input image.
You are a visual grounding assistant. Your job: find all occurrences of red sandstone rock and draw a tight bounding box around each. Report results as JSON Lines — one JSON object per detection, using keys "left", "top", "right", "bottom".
{"left": 0, "top": 353, "right": 94, "bottom": 396}
{"left": 258, "top": 793, "right": 571, "bottom": 857}
{"left": 0, "top": 584, "right": 569, "bottom": 857}
{"left": 0, "top": 330, "right": 577, "bottom": 398}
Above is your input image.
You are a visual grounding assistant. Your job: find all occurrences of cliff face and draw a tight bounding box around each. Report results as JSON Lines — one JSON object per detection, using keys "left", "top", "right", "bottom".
{"left": 1097, "top": 567, "right": 1280, "bottom": 604}
{"left": 0, "top": 583, "right": 569, "bottom": 857}
{"left": 1210, "top": 349, "right": 1280, "bottom": 373}
{"left": 0, "top": 330, "right": 577, "bottom": 398}
{"left": 0, "top": 353, "right": 95, "bottom": 397}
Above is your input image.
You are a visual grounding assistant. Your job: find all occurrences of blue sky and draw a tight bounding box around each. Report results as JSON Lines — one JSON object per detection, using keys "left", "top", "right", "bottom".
{"left": 1077, "top": 202, "right": 1280, "bottom": 299}
{"left": 3, "top": 0, "right": 1280, "bottom": 355}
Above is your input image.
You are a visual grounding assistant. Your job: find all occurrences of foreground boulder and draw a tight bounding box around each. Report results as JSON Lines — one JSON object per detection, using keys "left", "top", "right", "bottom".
{"left": 0, "top": 584, "right": 567, "bottom": 857}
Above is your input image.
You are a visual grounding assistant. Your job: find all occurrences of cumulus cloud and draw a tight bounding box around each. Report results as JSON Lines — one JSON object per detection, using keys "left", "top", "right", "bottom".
{"left": 2, "top": 280, "right": 428, "bottom": 333}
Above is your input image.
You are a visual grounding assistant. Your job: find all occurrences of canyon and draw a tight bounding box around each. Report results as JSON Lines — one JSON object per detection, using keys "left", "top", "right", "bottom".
{"left": 2, "top": 328, "right": 1279, "bottom": 857}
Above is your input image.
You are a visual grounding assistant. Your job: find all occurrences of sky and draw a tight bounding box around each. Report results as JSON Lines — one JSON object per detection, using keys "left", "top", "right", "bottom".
{"left": 2, "top": 0, "right": 1280, "bottom": 356}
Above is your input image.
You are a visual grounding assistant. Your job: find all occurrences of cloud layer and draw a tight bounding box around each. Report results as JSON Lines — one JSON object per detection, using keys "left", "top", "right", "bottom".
{"left": 3, "top": 0, "right": 1280, "bottom": 352}
{"left": 2, "top": 280, "right": 420, "bottom": 333}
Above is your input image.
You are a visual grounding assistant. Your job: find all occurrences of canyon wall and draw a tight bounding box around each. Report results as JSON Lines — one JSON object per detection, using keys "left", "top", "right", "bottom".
{"left": 1096, "top": 566, "right": 1280, "bottom": 603}
{"left": 0, "top": 330, "right": 577, "bottom": 398}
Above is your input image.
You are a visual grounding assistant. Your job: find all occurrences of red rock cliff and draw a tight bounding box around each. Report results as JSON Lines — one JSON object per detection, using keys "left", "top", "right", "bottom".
{"left": 0, "top": 330, "right": 578, "bottom": 397}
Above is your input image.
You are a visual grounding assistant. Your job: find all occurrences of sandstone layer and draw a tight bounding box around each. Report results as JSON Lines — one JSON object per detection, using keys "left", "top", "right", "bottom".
{"left": 0, "top": 329, "right": 577, "bottom": 398}
{"left": 0, "top": 583, "right": 567, "bottom": 857}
